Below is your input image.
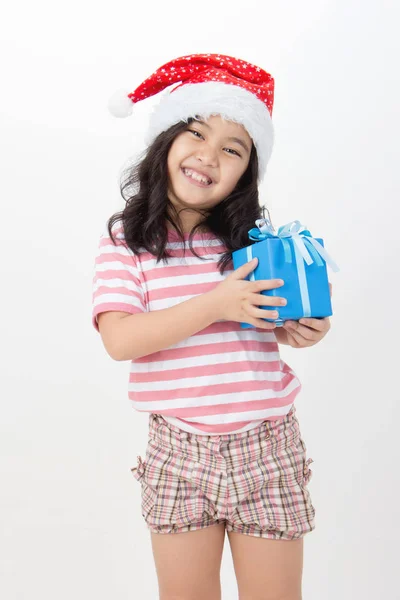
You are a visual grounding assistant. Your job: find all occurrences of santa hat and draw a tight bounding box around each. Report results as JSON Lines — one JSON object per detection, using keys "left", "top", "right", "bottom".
{"left": 108, "top": 53, "right": 275, "bottom": 181}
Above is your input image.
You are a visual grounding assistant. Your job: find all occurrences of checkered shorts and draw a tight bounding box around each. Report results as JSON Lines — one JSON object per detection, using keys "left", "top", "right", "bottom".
{"left": 131, "top": 405, "right": 315, "bottom": 540}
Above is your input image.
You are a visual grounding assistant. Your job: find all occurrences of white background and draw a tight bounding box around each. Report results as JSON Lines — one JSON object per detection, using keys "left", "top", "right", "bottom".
{"left": 1, "top": 0, "right": 399, "bottom": 598}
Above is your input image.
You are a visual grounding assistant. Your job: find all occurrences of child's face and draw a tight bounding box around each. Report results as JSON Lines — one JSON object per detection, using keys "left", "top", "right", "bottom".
{"left": 167, "top": 115, "right": 253, "bottom": 227}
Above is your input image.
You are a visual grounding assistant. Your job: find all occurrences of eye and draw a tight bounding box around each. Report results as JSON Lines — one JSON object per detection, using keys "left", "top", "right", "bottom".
{"left": 187, "top": 129, "right": 241, "bottom": 157}
{"left": 224, "top": 148, "right": 241, "bottom": 157}
{"left": 188, "top": 129, "right": 204, "bottom": 139}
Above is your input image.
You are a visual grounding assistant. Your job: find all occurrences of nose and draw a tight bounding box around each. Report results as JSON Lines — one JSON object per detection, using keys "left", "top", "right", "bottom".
{"left": 195, "top": 142, "right": 219, "bottom": 167}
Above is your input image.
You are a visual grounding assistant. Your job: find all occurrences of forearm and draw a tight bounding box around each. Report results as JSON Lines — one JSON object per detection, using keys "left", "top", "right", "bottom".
{"left": 114, "top": 291, "right": 220, "bottom": 361}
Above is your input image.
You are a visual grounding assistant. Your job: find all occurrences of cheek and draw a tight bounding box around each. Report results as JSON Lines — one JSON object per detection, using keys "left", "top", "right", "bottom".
{"left": 167, "top": 150, "right": 184, "bottom": 182}
{"left": 220, "top": 163, "right": 246, "bottom": 188}
{"left": 168, "top": 149, "right": 186, "bottom": 174}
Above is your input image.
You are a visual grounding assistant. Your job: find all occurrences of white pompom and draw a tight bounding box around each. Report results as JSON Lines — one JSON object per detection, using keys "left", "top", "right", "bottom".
{"left": 107, "top": 89, "right": 133, "bottom": 118}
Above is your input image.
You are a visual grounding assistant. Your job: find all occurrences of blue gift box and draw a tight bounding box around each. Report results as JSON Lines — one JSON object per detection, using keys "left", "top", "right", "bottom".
{"left": 232, "top": 219, "right": 339, "bottom": 328}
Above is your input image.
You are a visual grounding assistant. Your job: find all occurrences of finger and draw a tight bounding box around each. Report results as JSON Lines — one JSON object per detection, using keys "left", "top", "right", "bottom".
{"left": 329, "top": 282, "right": 332, "bottom": 298}
{"left": 284, "top": 322, "right": 317, "bottom": 341}
{"left": 246, "top": 304, "right": 280, "bottom": 322}
{"left": 298, "top": 318, "right": 330, "bottom": 332}
{"left": 286, "top": 330, "right": 301, "bottom": 348}
{"left": 232, "top": 257, "right": 259, "bottom": 279}
{"left": 242, "top": 308, "right": 277, "bottom": 329}
{"left": 286, "top": 328, "right": 312, "bottom": 347}
{"left": 253, "top": 279, "right": 285, "bottom": 292}
{"left": 249, "top": 318, "right": 277, "bottom": 330}
{"left": 248, "top": 293, "right": 287, "bottom": 308}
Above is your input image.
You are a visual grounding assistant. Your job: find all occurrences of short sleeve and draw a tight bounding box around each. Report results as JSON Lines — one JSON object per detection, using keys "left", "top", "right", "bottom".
{"left": 92, "top": 221, "right": 146, "bottom": 332}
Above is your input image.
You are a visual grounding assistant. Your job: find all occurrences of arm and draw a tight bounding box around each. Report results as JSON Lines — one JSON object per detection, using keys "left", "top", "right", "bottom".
{"left": 94, "top": 231, "right": 286, "bottom": 360}
{"left": 99, "top": 290, "right": 220, "bottom": 361}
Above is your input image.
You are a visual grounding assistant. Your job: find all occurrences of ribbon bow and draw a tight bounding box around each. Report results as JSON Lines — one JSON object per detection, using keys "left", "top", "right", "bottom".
{"left": 246, "top": 219, "right": 339, "bottom": 320}
{"left": 248, "top": 219, "right": 339, "bottom": 272}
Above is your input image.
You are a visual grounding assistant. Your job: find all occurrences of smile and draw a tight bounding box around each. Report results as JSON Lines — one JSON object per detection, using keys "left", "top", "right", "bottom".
{"left": 181, "top": 168, "right": 213, "bottom": 187}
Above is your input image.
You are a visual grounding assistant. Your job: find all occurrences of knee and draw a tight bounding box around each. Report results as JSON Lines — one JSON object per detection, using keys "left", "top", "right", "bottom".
{"left": 161, "top": 593, "right": 221, "bottom": 600}
{"left": 240, "top": 595, "right": 301, "bottom": 600}
{"left": 160, "top": 583, "right": 221, "bottom": 600}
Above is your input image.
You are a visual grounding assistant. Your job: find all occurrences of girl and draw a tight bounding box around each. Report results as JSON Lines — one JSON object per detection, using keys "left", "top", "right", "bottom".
{"left": 92, "top": 53, "right": 331, "bottom": 600}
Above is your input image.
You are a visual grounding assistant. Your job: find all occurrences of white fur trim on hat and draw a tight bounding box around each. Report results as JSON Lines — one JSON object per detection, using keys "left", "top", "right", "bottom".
{"left": 144, "top": 81, "right": 274, "bottom": 181}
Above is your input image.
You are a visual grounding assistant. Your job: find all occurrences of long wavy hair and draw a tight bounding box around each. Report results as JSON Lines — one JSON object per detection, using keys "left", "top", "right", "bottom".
{"left": 107, "top": 117, "right": 271, "bottom": 274}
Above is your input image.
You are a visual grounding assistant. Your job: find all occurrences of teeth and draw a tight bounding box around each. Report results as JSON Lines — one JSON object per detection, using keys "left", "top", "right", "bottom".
{"left": 183, "top": 168, "right": 211, "bottom": 185}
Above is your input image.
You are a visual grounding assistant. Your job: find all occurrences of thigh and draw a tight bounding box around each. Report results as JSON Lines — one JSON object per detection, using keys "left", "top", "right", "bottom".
{"left": 132, "top": 418, "right": 225, "bottom": 535}
{"left": 151, "top": 522, "right": 226, "bottom": 600}
{"left": 226, "top": 409, "right": 315, "bottom": 541}
{"left": 227, "top": 532, "right": 303, "bottom": 600}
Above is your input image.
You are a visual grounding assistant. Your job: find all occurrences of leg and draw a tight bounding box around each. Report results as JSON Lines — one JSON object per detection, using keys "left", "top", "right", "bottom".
{"left": 227, "top": 531, "right": 303, "bottom": 600}
{"left": 151, "top": 522, "right": 226, "bottom": 600}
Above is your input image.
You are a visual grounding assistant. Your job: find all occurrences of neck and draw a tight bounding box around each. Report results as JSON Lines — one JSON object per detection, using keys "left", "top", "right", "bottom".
{"left": 166, "top": 221, "right": 209, "bottom": 236}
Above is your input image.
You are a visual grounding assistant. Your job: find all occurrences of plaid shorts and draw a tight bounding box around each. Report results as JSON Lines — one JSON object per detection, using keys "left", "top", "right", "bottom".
{"left": 131, "top": 405, "right": 315, "bottom": 540}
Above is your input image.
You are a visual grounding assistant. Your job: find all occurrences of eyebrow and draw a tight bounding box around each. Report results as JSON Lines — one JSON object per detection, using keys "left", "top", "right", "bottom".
{"left": 193, "top": 118, "right": 251, "bottom": 154}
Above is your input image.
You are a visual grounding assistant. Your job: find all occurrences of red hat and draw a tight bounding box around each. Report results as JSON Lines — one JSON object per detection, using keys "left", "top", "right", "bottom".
{"left": 108, "top": 53, "right": 275, "bottom": 181}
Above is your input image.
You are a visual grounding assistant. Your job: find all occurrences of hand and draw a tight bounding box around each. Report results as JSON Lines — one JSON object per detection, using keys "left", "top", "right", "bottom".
{"left": 282, "top": 282, "right": 332, "bottom": 348}
{"left": 209, "top": 257, "right": 286, "bottom": 329}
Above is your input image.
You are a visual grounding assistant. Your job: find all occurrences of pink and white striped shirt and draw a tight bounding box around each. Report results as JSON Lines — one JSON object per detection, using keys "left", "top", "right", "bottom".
{"left": 92, "top": 220, "right": 301, "bottom": 435}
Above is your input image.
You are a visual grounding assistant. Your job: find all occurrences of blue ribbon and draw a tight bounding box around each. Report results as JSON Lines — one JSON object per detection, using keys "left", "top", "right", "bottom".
{"left": 246, "top": 219, "right": 339, "bottom": 318}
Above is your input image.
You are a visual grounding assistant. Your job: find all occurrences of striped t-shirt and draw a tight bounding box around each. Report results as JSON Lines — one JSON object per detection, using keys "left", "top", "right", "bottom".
{"left": 92, "top": 220, "right": 301, "bottom": 435}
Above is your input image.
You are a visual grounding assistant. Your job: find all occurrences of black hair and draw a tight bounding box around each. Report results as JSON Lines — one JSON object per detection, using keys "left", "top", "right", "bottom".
{"left": 107, "top": 118, "right": 271, "bottom": 274}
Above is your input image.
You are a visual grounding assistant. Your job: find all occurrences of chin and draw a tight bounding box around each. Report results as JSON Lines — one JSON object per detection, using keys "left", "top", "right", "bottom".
{"left": 171, "top": 183, "right": 211, "bottom": 203}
